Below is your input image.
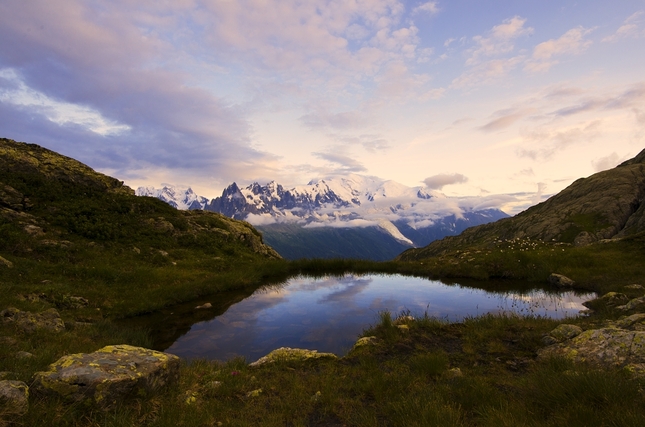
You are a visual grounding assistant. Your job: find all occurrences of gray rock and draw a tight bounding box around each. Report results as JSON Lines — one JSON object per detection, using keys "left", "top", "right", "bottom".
{"left": 548, "top": 324, "right": 583, "bottom": 342}
{"left": 351, "top": 336, "right": 379, "bottom": 351}
{"left": 1, "top": 307, "right": 65, "bottom": 333}
{"left": 249, "top": 347, "right": 338, "bottom": 367}
{"left": 541, "top": 335, "right": 559, "bottom": 346}
{"left": 32, "top": 344, "right": 180, "bottom": 408}
{"left": 548, "top": 273, "right": 575, "bottom": 288}
{"left": 0, "top": 380, "right": 29, "bottom": 416}
{"left": 617, "top": 296, "right": 645, "bottom": 312}
{"left": 538, "top": 328, "right": 645, "bottom": 376}
{"left": 616, "top": 314, "right": 645, "bottom": 330}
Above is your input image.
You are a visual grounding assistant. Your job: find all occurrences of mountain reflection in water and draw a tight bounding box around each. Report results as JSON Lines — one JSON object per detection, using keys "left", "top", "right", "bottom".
{"left": 151, "top": 274, "right": 594, "bottom": 362}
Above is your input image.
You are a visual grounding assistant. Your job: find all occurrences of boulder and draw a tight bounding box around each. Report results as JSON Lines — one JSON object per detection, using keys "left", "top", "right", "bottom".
{"left": 32, "top": 344, "right": 180, "bottom": 408}
{"left": 548, "top": 273, "right": 575, "bottom": 288}
{"left": 547, "top": 324, "right": 583, "bottom": 342}
{"left": 616, "top": 314, "right": 645, "bottom": 331}
{"left": 351, "top": 336, "right": 379, "bottom": 351}
{"left": 1, "top": 307, "right": 65, "bottom": 333}
{"left": 617, "top": 296, "right": 645, "bottom": 312}
{"left": 537, "top": 328, "right": 645, "bottom": 377}
{"left": 249, "top": 347, "right": 338, "bottom": 367}
{"left": 0, "top": 380, "right": 29, "bottom": 416}
{"left": 582, "top": 292, "right": 630, "bottom": 311}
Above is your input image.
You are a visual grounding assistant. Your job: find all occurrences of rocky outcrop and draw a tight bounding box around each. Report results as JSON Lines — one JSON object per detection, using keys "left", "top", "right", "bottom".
{"left": 548, "top": 274, "right": 575, "bottom": 288}
{"left": 538, "top": 317, "right": 645, "bottom": 377}
{"left": 249, "top": 347, "right": 338, "bottom": 367}
{"left": 1, "top": 307, "right": 65, "bottom": 333}
{"left": 32, "top": 345, "right": 180, "bottom": 408}
{"left": 0, "top": 380, "right": 29, "bottom": 416}
{"left": 542, "top": 324, "right": 583, "bottom": 345}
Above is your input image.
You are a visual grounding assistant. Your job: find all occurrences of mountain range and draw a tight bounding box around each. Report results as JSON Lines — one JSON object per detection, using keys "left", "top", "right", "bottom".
{"left": 137, "top": 175, "right": 509, "bottom": 260}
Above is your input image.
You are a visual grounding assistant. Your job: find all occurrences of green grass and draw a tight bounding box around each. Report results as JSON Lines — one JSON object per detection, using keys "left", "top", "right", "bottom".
{"left": 7, "top": 311, "right": 644, "bottom": 427}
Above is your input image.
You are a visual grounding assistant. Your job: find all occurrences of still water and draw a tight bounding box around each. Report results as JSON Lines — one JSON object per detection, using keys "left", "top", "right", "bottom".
{"left": 161, "top": 274, "right": 595, "bottom": 363}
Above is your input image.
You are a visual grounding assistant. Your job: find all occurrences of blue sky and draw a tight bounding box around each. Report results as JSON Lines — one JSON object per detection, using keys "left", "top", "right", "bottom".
{"left": 1, "top": 0, "right": 644, "bottom": 213}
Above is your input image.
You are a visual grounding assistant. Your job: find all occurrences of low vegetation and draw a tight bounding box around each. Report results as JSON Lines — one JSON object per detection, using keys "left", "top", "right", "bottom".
{"left": 2, "top": 138, "right": 645, "bottom": 425}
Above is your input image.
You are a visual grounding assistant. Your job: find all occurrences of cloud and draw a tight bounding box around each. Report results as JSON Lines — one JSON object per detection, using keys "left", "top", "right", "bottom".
{"left": 525, "top": 27, "right": 593, "bottom": 72}
{"left": 479, "top": 109, "right": 535, "bottom": 132}
{"left": 413, "top": 2, "right": 439, "bottom": 15}
{"left": 451, "top": 56, "right": 524, "bottom": 89}
{"left": 312, "top": 152, "right": 367, "bottom": 173}
{"left": 517, "top": 120, "right": 602, "bottom": 160}
{"left": 423, "top": 173, "right": 468, "bottom": 190}
{"left": 330, "top": 133, "right": 390, "bottom": 153}
{"left": 602, "top": 11, "right": 644, "bottom": 42}
{"left": 592, "top": 152, "right": 627, "bottom": 172}
{"left": 545, "top": 86, "right": 586, "bottom": 99}
{"left": 299, "top": 110, "right": 366, "bottom": 130}
{"left": 466, "top": 16, "right": 533, "bottom": 66}
{"left": 550, "top": 83, "right": 645, "bottom": 117}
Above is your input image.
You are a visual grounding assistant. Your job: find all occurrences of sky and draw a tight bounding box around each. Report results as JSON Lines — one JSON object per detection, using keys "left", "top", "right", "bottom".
{"left": 1, "top": 0, "right": 644, "bottom": 214}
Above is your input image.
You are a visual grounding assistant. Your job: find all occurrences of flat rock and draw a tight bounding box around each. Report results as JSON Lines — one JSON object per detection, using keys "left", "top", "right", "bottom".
{"left": 547, "top": 324, "right": 583, "bottom": 342}
{"left": 537, "top": 328, "right": 645, "bottom": 376}
{"left": 1, "top": 307, "right": 65, "bottom": 333}
{"left": 249, "top": 347, "right": 338, "bottom": 367}
{"left": 548, "top": 273, "right": 575, "bottom": 288}
{"left": 32, "top": 344, "right": 180, "bottom": 408}
{"left": 0, "top": 380, "right": 29, "bottom": 416}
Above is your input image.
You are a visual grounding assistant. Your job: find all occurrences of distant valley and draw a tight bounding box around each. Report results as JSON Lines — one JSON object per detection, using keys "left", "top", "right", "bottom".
{"left": 137, "top": 175, "right": 509, "bottom": 260}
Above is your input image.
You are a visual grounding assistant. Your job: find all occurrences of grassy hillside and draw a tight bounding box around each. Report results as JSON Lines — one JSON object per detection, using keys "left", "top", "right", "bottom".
{"left": 398, "top": 148, "right": 645, "bottom": 262}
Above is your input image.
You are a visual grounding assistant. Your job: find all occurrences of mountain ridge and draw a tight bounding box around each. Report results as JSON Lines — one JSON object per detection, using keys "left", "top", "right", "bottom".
{"left": 397, "top": 147, "right": 645, "bottom": 261}
{"left": 137, "top": 175, "right": 510, "bottom": 258}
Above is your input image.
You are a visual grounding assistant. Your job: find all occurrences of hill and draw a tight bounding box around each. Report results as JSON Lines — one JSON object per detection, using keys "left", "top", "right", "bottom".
{"left": 0, "top": 138, "right": 281, "bottom": 317}
{"left": 398, "top": 148, "right": 645, "bottom": 261}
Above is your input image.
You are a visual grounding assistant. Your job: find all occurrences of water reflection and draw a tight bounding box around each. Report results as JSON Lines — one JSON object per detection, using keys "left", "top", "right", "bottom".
{"left": 160, "top": 274, "right": 595, "bottom": 362}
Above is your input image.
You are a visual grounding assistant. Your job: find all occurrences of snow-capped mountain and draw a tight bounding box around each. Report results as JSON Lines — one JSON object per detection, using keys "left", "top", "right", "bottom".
{"left": 137, "top": 174, "right": 509, "bottom": 251}
{"left": 136, "top": 184, "right": 209, "bottom": 210}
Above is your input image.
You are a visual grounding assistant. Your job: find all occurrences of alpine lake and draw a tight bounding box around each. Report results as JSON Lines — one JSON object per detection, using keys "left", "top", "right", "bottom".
{"left": 125, "top": 274, "right": 594, "bottom": 363}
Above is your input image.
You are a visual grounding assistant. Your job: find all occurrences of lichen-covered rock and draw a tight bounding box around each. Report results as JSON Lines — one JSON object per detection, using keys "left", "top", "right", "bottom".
{"left": 0, "top": 380, "right": 29, "bottom": 416}
{"left": 1, "top": 307, "right": 65, "bottom": 333}
{"left": 616, "top": 314, "right": 645, "bottom": 330}
{"left": 548, "top": 273, "right": 575, "bottom": 288}
{"left": 583, "top": 292, "right": 631, "bottom": 311}
{"left": 249, "top": 347, "right": 338, "bottom": 367}
{"left": 537, "top": 328, "right": 645, "bottom": 376}
{"left": 617, "top": 296, "right": 645, "bottom": 312}
{"left": 351, "top": 336, "right": 378, "bottom": 351}
{"left": 548, "top": 324, "right": 583, "bottom": 342}
{"left": 31, "top": 344, "right": 180, "bottom": 408}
